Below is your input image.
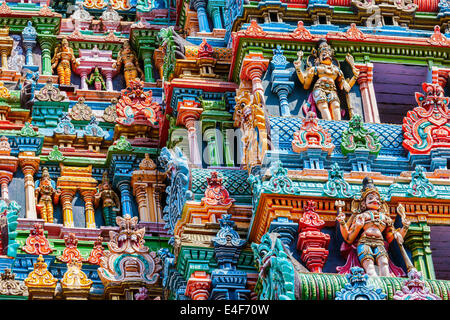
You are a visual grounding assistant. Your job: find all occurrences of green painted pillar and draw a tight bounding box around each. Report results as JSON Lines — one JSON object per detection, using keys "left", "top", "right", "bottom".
{"left": 142, "top": 51, "right": 155, "bottom": 83}
{"left": 222, "top": 125, "right": 234, "bottom": 167}
{"left": 204, "top": 127, "right": 219, "bottom": 166}
{"left": 38, "top": 36, "right": 55, "bottom": 76}
{"left": 405, "top": 219, "right": 435, "bottom": 280}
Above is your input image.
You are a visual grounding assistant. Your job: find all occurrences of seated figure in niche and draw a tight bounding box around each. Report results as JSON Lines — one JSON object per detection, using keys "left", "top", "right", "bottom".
{"left": 94, "top": 172, "right": 121, "bottom": 226}
{"left": 35, "top": 167, "right": 61, "bottom": 224}
{"left": 336, "top": 177, "right": 410, "bottom": 277}
{"left": 294, "top": 38, "right": 359, "bottom": 121}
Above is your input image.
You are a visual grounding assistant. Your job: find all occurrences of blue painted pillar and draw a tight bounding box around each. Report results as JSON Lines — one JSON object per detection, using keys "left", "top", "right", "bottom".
{"left": 192, "top": 0, "right": 211, "bottom": 33}
{"left": 117, "top": 180, "right": 134, "bottom": 217}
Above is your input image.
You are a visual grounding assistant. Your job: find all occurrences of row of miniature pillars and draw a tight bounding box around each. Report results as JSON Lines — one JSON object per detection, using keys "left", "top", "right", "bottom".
{"left": 38, "top": 37, "right": 155, "bottom": 83}
{"left": 19, "top": 153, "right": 135, "bottom": 227}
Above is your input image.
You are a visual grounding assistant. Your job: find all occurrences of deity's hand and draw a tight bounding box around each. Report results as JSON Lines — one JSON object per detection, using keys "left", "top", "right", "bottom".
{"left": 293, "top": 51, "right": 304, "bottom": 69}
{"left": 396, "top": 203, "right": 410, "bottom": 228}
{"left": 335, "top": 200, "right": 346, "bottom": 223}
{"left": 355, "top": 213, "right": 365, "bottom": 227}
{"left": 345, "top": 53, "right": 355, "bottom": 67}
{"left": 394, "top": 231, "right": 404, "bottom": 245}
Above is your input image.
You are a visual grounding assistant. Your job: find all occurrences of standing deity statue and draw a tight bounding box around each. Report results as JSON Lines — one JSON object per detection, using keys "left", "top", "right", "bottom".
{"left": 94, "top": 172, "right": 121, "bottom": 226}
{"left": 114, "top": 40, "right": 144, "bottom": 88}
{"left": 51, "top": 37, "right": 79, "bottom": 86}
{"left": 86, "top": 67, "right": 106, "bottom": 90}
{"left": 294, "top": 38, "right": 359, "bottom": 120}
{"left": 336, "top": 177, "right": 410, "bottom": 277}
{"left": 35, "top": 167, "right": 61, "bottom": 224}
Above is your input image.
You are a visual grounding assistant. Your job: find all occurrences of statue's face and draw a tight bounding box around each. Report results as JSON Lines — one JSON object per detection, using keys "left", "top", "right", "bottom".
{"left": 62, "top": 39, "right": 69, "bottom": 48}
{"left": 318, "top": 44, "right": 332, "bottom": 65}
{"left": 365, "top": 192, "right": 381, "bottom": 210}
{"left": 102, "top": 183, "right": 110, "bottom": 190}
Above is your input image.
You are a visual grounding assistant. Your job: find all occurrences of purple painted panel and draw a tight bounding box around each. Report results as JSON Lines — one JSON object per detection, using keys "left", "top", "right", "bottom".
{"left": 430, "top": 226, "right": 450, "bottom": 281}
{"left": 373, "top": 63, "right": 427, "bottom": 124}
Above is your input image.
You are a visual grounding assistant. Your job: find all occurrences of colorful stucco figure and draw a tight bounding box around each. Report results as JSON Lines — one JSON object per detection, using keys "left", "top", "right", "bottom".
{"left": 114, "top": 40, "right": 144, "bottom": 88}
{"left": 294, "top": 38, "right": 359, "bottom": 120}
{"left": 35, "top": 168, "right": 60, "bottom": 224}
{"left": 51, "top": 37, "right": 79, "bottom": 86}
{"left": 336, "top": 177, "right": 410, "bottom": 277}
{"left": 94, "top": 172, "right": 121, "bottom": 226}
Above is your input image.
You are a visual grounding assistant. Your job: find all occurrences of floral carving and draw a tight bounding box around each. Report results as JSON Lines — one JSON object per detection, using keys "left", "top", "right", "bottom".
{"left": 393, "top": 269, "right": 441, "bottom": 300}
{"left": 61, "top": 259, "right": 93, "bottom": 289}
{"left": 402, "top": 82, "right": 450, "bottom": 154}
{"left": 244, "top": 20, "right": 267, "bottom": 37}
{"left": 108, "top": 136, "right": 133, "bottom": 152}
{"left": 265, "top": 161, "right": 300, "bottom": 194}
{"left": 35, "top": 80, "right": 65, "bottom": 102}
{"left": 24, "top": 255, "right": 58, "bottom": 288}
{"left": 103, "top": 98, "right": 118, "bottom": 123}
{"left": 290, "top": 21, "right": 314, "bottom": 40}
{"left": 48, "top": 145, "right": 66, "bottom": 162}
{"left": 18, "top": 122, "right": 38, "bottom": 137}
{"left": 292, "top": 111, "right": 335, "bottom": 154}
{"left": 201, "top": 171, "right": 235, "bottom": 207}
{"left": 428, "top": 25, "right": 449, "bottom": 46}
{"left": 57, "top": 233, "right": 83, "bottom": 263}
{"left": 341, "top": 114, "right": 381, "bottom": 156}
{"left": 69, "top": 97, "right": 93, "bottom": 121}
{"left": 116, "top": 79, "right": 162, "bottom": 125}
{"left": 323, "top": 163, "right": 353, "bottom": 198}
{"left": 407, "top": 165, "right": 437, "bottom": 198}
{"left": 198, "top": 38, "right": 214, "bottom": 58}
{"left": 21, "top": 223, "right": 54, "bottom": 255}
{"left": 97, "top": 215, "right": 162, "bottom": 286}
{"left": 335, "top": 267, "right": 386, "bottom": 300}
{"left": 86, "top": 236, "right": 105, "bottom": 265}
{"left": 341, "top": 23, "right": 366, "bottom": 40}
{"left": 0, "top": 269, "right": 27, "bottom": 296}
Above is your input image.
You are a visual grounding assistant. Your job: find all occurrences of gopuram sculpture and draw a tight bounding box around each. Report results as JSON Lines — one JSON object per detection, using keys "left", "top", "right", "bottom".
{"left": 85, "top": 67, "right": 106, "bottom": 91}
{"left": 336, "top": 177, "right": 410, "bottom": 277}
{"left": 294, "top": 38, "right": 359, "bottom": 120}
{"left": 94, "top": 172, "right": 121, "bottom": 226}
{"left": 51, "top": 37, "right": 79, "bottom": 86}
{"left": 35, "top": 167, "right": 60, "bottom": 224}
{"left": 114, "top": 40, "right": 144, "bottom": 88}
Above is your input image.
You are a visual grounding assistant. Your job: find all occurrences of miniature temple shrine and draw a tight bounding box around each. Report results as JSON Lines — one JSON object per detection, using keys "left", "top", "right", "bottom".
{"left": 0, "top": 0, "right": 446, "bottom": 301}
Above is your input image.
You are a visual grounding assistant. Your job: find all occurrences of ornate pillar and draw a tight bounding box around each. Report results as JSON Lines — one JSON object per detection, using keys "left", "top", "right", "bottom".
{"left": 204, "top": 127, "right": 219, "bottom": 166}
{"left": 185, "top": 271, "right": 212, "bottom": 300}
{"left": 0, "top": 174, "right": 12, "bottom": 199}
{"left": 118, "top": 180, "right": 133, "bottom": 217}
{"left": 404, "top": 212, "right": 435, "bottom": 280}
{"left": 60, "top": 189, "right": 76, "bottom": 228}
{"left": 80, "top": 189, "right": 96, "bottom": 229}
{"left": 240, "top": 53, "right": 270, "bottom": 105}
{"left": 185, "top": 118, "right": 202, "bottom": 166}
{"left": 0, "top": 48, "right": 8, "bottom": 71}
{"left": 37, "top": 36, "right": 55, "bottom": 76}
{"left": 22, "top": 21, "right": 37, "bottom": 68}
{"left": 134, "top": 183, "right": 150, "bottom": 222}
{"left": 18, "top": 152, "right": 40, "bottom": 220}
{"left": 192, "top": 0, "right": 211, "bottom": 33}
{"left": 356, "top": 63, "right": 379, "bottom": 123}
{"left": 79, "top": 69, "right": 89, "bottom": 90}
{"left": 178, "top": 100, "right": 203, "bottom": 167}
{"left": 268, "top": 217, "right": 298, "bottom": 253}
{"left": 207, "top": 4, "right": 223, "bottom": 30}
{"left": 141, "top": 50, "right": 155, "bottom": 83}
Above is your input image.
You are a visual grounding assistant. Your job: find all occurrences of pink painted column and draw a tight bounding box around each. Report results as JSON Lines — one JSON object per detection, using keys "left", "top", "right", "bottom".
{"left": 177, "top": 100, "right": 203, "bottom": 167}
{"left": 356, "top": 63, "right": 379, "bottom": 123}
{"left": 240, "top": 53, "right": 270, "bottom": 105}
